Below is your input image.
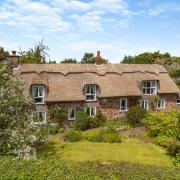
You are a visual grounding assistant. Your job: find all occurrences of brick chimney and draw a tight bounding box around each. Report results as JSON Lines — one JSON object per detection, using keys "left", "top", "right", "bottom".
{"left": 155, "top": 55, "right": 162, "bottom": 65}
{"left": 96, "top": 51, "right": 102, "bottom": 65}
{"left": 6, "top": 50, "right": 20, "bottom": 75}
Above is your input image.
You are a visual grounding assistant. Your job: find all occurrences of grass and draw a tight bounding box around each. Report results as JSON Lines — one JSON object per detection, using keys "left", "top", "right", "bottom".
{"left": 39, "top": 135, "right": 173, "bottom": 166}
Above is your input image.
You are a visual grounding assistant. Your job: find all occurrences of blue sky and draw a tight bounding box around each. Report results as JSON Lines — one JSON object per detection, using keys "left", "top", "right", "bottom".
{"left": 0, "top": 0, "right": 180, "bottom": 63}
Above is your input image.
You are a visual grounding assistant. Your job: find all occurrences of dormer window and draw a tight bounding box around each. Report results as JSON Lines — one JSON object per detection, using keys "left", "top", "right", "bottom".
{"left": 142, "top": 80, "right": 157, "bottom": 95}
{"left": 32, "top": 85, "right": 45, "bottom": 104}
{"left": 85, "top": 85, "right": 96, "bottom": 101}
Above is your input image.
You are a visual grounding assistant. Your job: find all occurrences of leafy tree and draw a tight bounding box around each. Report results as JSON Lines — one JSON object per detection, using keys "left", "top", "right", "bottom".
{"left": 61, "top": 58, "right": 77, "bottom": 64}
{"left": 81, "top": 52, "right": 95, "bottom": 64}
{"left": 121, "top": 52, "right": 161, "bottom": 64}
{"left": 0, "top": 63, "right": 47, "bottom": 159}
{"left": 20, "top": 40, "right": 49, "bottom": 64}
{"left": 80, "top": 52, "right": 108, "bottom": 64}
{"left": 0, "top": 47, "right": 9, "bottom": 61}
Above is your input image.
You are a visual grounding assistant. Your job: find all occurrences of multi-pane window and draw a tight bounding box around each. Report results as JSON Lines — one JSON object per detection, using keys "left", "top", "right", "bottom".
{"left": 120, "top": 98, "right": 128, "bottom": 112}
{"left": 142, "top": 80, "right": 157, "bottom": 95}
{"left": 32, "top": 85, "right": 45, "bottom": 104}
{"left": 177, "top": 99, "right": 180, "bottom": 105}
{"left": 157, "top": 100, "right": 166, "bottom": 109}
{"left": 84, "top": 107, "right": 96, "bottom": 117}
{"left": 68, "top": 108, "right": 75, "bottom": 120}
{"left": 140, "top": 100, "right": 149, "bottom": 111}
{"left": 32, "top": 111, "right": 46, "bottom": 124}
{"left": 85, "top": 85, "right": 96, "bottom": 101}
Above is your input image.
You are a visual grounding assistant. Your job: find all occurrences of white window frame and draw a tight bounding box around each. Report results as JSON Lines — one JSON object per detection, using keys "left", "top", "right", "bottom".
{"left": 157, "top": 99, "right": 166, "bottom": 109}
{"left": 68, "top": 108, "right": 75, "bottom": 120}
{"left": 120, "top": 98, "right": 128, "bottom": 112}
{"left": 32, "top": 111, "right": 46, "bottom": 124}
{"left": 85, "top": 85, "right": 97, "bottom": 101}
{"left": 84, "top": 107, "right": 96, "bottom": 117}
{"left": 32, "top": 85, "right": 45, "bottom": 104}
{"left": 140, "top": 100, "right": 149, "bottom": 111}
{"left": 177, "top": 99, "right": 180, "bottom": 105}
{"left": 142, "top": 80, "right": 157, "bottom": 95}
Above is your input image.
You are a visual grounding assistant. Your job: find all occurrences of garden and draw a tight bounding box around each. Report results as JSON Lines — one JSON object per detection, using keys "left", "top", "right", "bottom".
{"left": 0, "top": 63, "right": 180, "bottom": 179}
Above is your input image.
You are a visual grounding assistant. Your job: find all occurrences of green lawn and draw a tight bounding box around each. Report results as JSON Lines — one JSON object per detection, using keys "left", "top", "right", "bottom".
{"left": 41, "top": 136, "right": 173, "bottom": 166}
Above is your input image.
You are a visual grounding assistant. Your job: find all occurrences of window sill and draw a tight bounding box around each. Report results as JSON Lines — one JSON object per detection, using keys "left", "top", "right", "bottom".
{"left": 34, "top": 103, "right": 45, "bottom": 105}
{"left": 85, "top": 99, "right": 97, "bottom": 102}
{"left": 33, "top": 122, "right": 46, "bottom": 125}
{"left": 68, "top": 118, "right": 75, "bottom": 121}
{"left": 119, "top": 110, "right": 128, "bottom": 112}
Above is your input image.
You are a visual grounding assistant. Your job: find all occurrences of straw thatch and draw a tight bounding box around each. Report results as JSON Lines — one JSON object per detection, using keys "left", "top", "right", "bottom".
{"left": 14, "top": 64, "right": 180, "bottom": 102}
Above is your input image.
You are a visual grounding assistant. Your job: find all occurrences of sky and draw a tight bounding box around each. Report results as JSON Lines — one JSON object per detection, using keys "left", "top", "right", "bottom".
{"left": 0, "top": 0, "right": 180, "bottom": 63}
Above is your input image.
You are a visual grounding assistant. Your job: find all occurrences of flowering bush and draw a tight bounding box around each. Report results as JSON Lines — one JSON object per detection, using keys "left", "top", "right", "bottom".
{"left": 0, "top": 64, "right": 47, "bottom": 159}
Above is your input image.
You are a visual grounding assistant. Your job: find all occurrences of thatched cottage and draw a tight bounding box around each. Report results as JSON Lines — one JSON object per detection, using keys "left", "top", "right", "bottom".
{"left": 8, "top": 51, "right": 179, "bottom": 124}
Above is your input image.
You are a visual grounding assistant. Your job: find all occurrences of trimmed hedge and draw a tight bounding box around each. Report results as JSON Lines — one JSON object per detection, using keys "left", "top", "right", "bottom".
{"left": 0, "top": 156, "right": 180, "bottom": 179}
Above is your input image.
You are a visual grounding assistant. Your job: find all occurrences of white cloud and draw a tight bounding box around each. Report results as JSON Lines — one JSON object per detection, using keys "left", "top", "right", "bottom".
{"left": 149, "top": 3, "right": 180, "bottom": 16}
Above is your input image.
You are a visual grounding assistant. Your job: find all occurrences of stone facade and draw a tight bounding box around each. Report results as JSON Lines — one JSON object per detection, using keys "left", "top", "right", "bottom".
{"left": 34, "top": 93, "right": 180, "bottom": 122}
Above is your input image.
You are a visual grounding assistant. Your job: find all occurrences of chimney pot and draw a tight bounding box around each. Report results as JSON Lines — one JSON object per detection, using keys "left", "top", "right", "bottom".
{"left": 96, "top": 51, "right": 102, "bottom": 65}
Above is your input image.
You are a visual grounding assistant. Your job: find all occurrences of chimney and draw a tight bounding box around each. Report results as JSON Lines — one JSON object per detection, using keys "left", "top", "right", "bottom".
{"left": 6, "top": 50, "right": 20, "bottom": 75}
{"left": 12, "top": 50, "right": 16, "bottom": 56}
{"left": 155, "top": 55, "right": 162, "bottom": 65}
{"left": 96, "top": 51, "right": 102, "bottom": 65}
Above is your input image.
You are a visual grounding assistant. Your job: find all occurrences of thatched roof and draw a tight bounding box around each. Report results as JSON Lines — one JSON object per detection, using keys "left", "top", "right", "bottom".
{"left": 14, "top": 64, "right": 180, "bottom": 102}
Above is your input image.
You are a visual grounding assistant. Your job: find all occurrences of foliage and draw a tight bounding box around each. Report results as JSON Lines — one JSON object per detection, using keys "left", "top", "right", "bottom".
{"left": 170, "top": 69, "right": 180, "bottom": 78}
{"left": 61, "top": 58, "right": 77, "bottom": 64}
{"left": 126, "top": 106, "right": 147, "bottom": 127}
{"left": 80, "top": 52, "right": 108, "bottom": 64}
{"left": 154, "top": 135, "right": 172, "bottom": 147}
{"left": 0, "top": 156, "right": 179, "bottom": 180}
{"left": 74, "top": 111, "right": 90, "bottom": 130}
{"left": 104, "top": 117, "right": 131, "bottom": 130}
{"left": 48, "top": 105, "right": 67, "bottom": 127}
{"left": 0, "top": 64, "right": 47, "bottom": 159}
{"left": 0, "top": 46, "right": 9, "bottom": 60}
{"left": 121, "top": 51, "right": 160, "bottom": 64}
{"left": 166, "top": 139, "right": 180, "bottom": 157}
{"left": 58, "top": 127, "right": 64, "bottom": 133}
{"left": 83, "top": 127, "right": 121, "bottom": 143}
{"left": 20, "top": 40, "right": 50, "bottom": 64}
{"left": 143, "top": 110, "right": 179, "bottom": 138}
{"left": 64, "top": 130, "right": 82, "bottom": 142}
{"left": 173, "top": 152, "right": 180, "bottom": 166}
{"left": 89, "top": 111, "right": 105, "bottom": 128}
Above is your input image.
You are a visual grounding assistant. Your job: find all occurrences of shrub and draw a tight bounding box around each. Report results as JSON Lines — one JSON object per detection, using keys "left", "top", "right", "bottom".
{"left": 173, "top": 152, "right": 180, "bottom": 166}
{"left": 143, "top": 110, "right": 179, "bottom": 138}
{"left": 74, "top": 111, "right": 90, "bottom": 130}
{"left": 48, "top": 105, "right": 67, "bottom": 127}
{"left": 64, "top": 130, "right": 82, "bottom": 142}
{"left": 83, "top": 127, "right": 121, "bottom": 143}
{"left": 47, "top": 123, "right": 59, "bottom": 134}
{"left": 58, "top": 127, "right": 64, "bottom": 133}
{"left": 89, "top": 111, "right": 105, "bottom": 128}
{"left": 0, "top": 64, "right": 47, "bottom": 159}
{"left": 126, "top": 106, "right": 147, "bottom": 127}
{"left": 154, "top": 135, "right": 172, "bottom": 147}
{"left": 167, "top": 139, "right": 180, "bottom": 157}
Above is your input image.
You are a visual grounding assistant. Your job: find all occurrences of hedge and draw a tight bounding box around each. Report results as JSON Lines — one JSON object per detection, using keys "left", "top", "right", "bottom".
{"left": 0, "top": 156, "right": 180, "bottom": 179}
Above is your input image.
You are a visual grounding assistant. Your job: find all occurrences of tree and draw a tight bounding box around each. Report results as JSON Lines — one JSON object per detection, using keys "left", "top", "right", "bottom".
{"left": 0, "top": 47, "right": 9, "bottom": 61}
{"left": 61, "top": 58, "right": 77, "bottom": 64}
{"left": 81, "top": 52, "right": 95, "bottom": 64}
{"left": 80, "top": 52, "right": 108, "bottom": 64}
{"left": 20, "top": 40, "right": 49, "bottom": 64}
{"left": 0, "top": 63, "right": 47, "bottom": 159}
{"left": 121, "top": 52, "right": 160, "bottom": 64}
